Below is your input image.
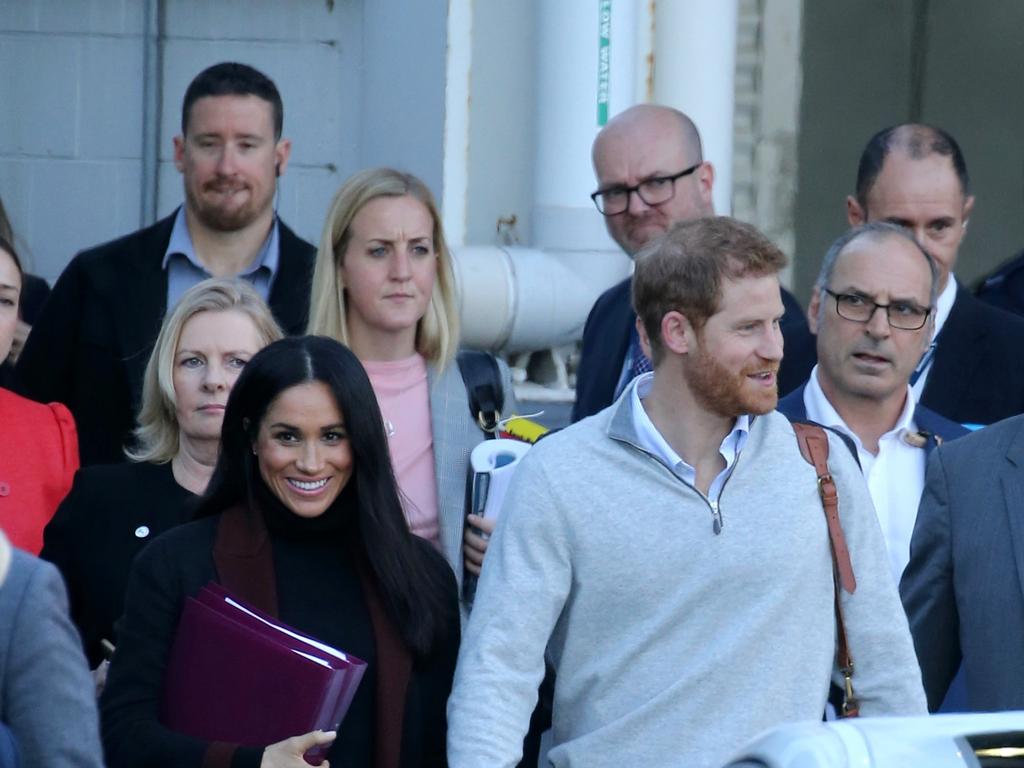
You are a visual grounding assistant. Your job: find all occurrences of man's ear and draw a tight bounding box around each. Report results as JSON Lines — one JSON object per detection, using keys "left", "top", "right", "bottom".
{"left": 807, "top": 287, "right": 822, "bottom": 335}
{"left": 697, "top": 161, "right": 716, "bottom": 213}
{"left": 660, "top": 311, "right": 694, "bottom": 357}
{"left": 273, "top": 139, "right": 293, "bottom": 178}
{"left": 961, "top": 195, "right": 975, "bottom": 234}
{"left": 846, "top": 195, "right": 867, "bottom": 227}
{"left": 173, "top": 135, "right": 186, "bottom": 173}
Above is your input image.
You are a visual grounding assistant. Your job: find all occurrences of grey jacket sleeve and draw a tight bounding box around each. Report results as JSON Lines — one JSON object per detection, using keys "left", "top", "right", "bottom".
{"left": 899, "top": 446, "right": 961, "bottom": 711}
{"left": 826, "top": 432, "right": 928, "bottom": 715}
{"left": 3, "top": 554, "right": 105, "bottom": 768}
{"left": 447, "top": 451, "right": 571, "bottom": 767}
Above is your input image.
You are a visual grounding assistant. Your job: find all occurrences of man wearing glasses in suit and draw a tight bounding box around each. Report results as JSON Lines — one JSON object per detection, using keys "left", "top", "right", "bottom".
{"left": 572, "top": 104, "right": 814, "bottom": 422}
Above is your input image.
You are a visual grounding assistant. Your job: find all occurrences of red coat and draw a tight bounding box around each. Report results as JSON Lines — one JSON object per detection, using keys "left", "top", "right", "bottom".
{"left": 0, "top": 388, "right": 78, "bottom": 554}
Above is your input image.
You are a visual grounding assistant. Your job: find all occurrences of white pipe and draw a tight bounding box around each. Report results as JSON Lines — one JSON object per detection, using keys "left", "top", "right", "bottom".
{"left": 453, "top": 245, "right": 630, "bottom": 352}
{"left": 609, "top": 0, "right": 640, "bottom": 121}
{"left": 653, "top": 0, "right": 739, "bottom": 216}
{"left": 532, "top": 0, "right": 637, "bottom": 251}
{"left": 441, "top": 0, "right": 473, "bottom": 247}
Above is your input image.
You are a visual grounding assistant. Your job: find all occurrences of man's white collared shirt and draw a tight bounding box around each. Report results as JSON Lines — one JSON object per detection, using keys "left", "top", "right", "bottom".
{"left": 803, "top": 366, "right": 926, "bottom": 581}
{"left": 629, "top": 372, "right": 750, "bottom": 504}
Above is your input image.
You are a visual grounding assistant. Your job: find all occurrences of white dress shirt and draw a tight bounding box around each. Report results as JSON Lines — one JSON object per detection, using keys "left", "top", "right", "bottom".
{"left": 910, "top": 275, "right": 957, "bottom": 401}
{"left": 804, "top": 366, "right": 926, "bottom": 581}
{"left": 630, "top": 372, "right": 750, "bottom": 504}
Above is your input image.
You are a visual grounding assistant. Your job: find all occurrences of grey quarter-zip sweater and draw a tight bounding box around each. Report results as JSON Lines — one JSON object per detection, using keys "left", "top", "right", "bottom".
{"left": 447, "top": 385, "right": 926, "bottom": 768}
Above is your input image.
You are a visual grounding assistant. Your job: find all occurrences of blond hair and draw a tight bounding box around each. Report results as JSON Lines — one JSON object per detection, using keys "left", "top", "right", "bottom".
{"left": 306, "top": 168, "right": 460, "bottom": 368}
{"left": 127, "top": 278, "right": 283, "bottom": 463}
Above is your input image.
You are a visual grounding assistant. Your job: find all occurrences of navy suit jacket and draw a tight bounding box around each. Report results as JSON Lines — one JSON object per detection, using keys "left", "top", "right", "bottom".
{"left": 776, "top": 383, "right": 969, "bottom": 453}
{"left": 920, "top": 286, "right": 1024, "bottom": 426}
{"left": 900, "top": 413, "right": 1024, "bottom": 711}
{"left": 15, "top": 210, "right": 315, "bottom": 466}
{"left": 571, "top": 277, "right": 816, "bottom": 422}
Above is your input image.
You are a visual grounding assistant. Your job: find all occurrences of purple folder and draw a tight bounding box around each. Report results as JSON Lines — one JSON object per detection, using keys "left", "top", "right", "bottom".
{"left": 160, "top": 582, "right": 366, "bottom": 765}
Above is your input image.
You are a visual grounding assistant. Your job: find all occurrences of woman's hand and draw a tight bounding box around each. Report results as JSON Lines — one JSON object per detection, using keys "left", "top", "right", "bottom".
{"left": 463, "top": 514, "right": 495, "bottom": 575}
{"left": 260, "top": 729, "right": 335, "bottom": 767}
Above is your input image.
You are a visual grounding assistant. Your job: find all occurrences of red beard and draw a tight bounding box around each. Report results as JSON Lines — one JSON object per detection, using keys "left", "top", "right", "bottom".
{"left": 684, "top": 341, "right": 780, "bottom": 418}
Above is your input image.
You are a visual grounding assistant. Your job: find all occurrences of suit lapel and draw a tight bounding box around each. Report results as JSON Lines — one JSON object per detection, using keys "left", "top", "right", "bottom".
{"left": 118, "top": 216, "right": 172, "bottom": 355}
{"left": 428, "top": 366, "right": 466, "bottom": 590}
{"left": 609, "top": 281, "right": 636, "bottom": 388}
{"left": 1002, "top": 421, "right": 1024, "bottom": 602}
{"left": 922, "top": 288, "right": 984, "bottom": 416}
{"left": 268, "top": 221, "right": 315, "bottom": 334}
{"left": 593, "top": 279, "right": 635, "bottom": 407}
{"left": 115, "top": 216, "right": 174, "bottom": 407}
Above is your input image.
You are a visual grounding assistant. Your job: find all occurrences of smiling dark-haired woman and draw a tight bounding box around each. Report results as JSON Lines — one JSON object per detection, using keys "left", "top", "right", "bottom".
{"left": 101, "top": 335, "right": 459, "bottom": 768}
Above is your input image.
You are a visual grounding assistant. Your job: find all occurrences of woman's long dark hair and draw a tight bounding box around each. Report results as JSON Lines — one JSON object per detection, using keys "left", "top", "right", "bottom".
{"left": 197, "top": 335, "right": 449, "bottom": 657}
{"left": 0, "top": 236, "right": 24, "bottom": 280}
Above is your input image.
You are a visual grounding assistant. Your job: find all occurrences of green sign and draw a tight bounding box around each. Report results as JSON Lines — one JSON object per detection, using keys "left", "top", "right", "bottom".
{"left": 598, "top": 0, "right": 611, "bottom": 125}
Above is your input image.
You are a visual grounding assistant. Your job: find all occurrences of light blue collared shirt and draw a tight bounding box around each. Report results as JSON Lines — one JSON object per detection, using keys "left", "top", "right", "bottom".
{"left": 629, "top": 372, "right": 751, "bottom": 503}
{"left": 162, "top": 207, "right": 280, "bottom": 309}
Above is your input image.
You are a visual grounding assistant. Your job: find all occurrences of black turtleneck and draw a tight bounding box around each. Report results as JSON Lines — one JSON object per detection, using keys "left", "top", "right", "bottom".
{"left": 255, "top": 483, "right": 377, "bottom": 767}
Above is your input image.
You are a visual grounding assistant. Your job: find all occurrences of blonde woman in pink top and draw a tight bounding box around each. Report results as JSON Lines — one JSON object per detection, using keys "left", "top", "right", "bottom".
{"left": 308, "top": 168, "right": 511, "bottom": 605}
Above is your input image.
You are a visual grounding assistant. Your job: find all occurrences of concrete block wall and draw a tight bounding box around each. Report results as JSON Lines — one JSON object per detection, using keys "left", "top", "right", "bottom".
{"left": 731, "top": 0, "right": 803, "bottom": 291}
{"left": 0, "top": 0, "right": 448, "bottom": 284}
{"left": 0, "top": 1, "right": 146, "bottom": 280}
{"left": 731, "top": 0, "right": 761, "bottom": 226}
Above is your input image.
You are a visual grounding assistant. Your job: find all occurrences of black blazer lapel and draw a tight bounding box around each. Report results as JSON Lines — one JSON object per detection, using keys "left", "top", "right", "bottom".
{"left": 111, "top": 215, "right": 175, "bottom": 404}
{"left": 598, "top": 278, "right": 636, "bottom": 403}
{"left": 118, "top": 234, "right": 170, "bottom": 352}
{"left": 268, "top": 220, "right": 315, "bottom": 334}
{"left": 1002, "top": 422, "right": 1024, "bottom": 603}
{"left": 921, "top": 288, "right": 984, "bottom": 418}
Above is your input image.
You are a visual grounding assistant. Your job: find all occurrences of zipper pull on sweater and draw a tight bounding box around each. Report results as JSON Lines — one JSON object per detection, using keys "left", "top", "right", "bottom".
{"left": 710, "top": 499, "right": 723, "bottom": 535}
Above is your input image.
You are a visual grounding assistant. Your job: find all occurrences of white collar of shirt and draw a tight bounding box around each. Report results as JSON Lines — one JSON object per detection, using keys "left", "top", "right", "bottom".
{"left": 910, "top": 274, "right": 957, "bottom": 399}
{"left": 629, "top": 372, "right": 751, "bottom": 501}
{"left": 803, "top": 365, "right": 925, "bottom": 582}
{"left": 804, "top": 365, "right": 918, "bottom": 451}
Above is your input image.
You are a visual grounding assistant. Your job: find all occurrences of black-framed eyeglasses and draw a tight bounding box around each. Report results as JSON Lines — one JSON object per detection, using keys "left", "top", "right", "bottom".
{"left": 824, "top": 289, "right": 932, "bottom": 330}
{"left": 590, "top": 163, "right": 702, "bottom": 216}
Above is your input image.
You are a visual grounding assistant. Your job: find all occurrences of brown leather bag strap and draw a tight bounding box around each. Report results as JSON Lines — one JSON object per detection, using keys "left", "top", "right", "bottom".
{"left": 793, "top": 424, "right": 856, "bottom": 594}
{"left": 793, "top": 422, "right": 860, "bottom": 717}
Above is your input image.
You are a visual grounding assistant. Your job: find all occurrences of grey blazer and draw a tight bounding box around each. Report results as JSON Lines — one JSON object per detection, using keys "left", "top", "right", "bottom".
{"left": 900, "top": 413, "right": 1024, "bottom": 711}
{"left": 0, "top": 532, "right": 104, "bottom": 767}
{"left": 427, "top": 359, "right": 514, "bottom": 599}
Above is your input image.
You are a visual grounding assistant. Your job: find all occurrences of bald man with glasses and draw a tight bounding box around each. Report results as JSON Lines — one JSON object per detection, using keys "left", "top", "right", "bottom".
{"left": 573, "top": 104, "right": 814, "bottom": 422}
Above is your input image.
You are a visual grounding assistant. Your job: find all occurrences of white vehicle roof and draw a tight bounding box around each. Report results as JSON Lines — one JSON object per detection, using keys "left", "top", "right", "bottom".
{"left": 724, "top": 711, "right": 1024, "bottom": 767}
